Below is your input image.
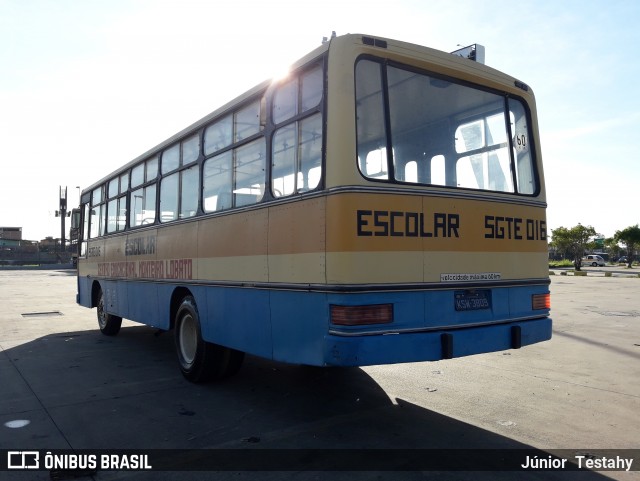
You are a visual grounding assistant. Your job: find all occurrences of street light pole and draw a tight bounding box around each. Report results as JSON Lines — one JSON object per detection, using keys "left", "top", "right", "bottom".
{"left": 59, "top": 186, "right": 67, "bottom": 252}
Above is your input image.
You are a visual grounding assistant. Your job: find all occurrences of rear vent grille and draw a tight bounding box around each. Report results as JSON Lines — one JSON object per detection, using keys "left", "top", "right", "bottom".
{"left": 362, "top": 36, "right": 388, "bottom": 49}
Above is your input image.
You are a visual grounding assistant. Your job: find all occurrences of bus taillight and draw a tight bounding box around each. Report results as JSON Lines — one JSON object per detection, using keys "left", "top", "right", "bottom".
{"left": 330, "top": 304, "right": 394, "bottom": 326}
{"left": 532, "top": 293, "right": 551, "bottom": 310}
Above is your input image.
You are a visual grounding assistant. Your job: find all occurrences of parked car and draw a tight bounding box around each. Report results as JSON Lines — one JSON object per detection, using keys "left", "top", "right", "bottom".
{"left": 617, "top": 257, "right": 628, "bottom": 263}
{"left": 581, "top": 255, "right": 605, "bottom": 267}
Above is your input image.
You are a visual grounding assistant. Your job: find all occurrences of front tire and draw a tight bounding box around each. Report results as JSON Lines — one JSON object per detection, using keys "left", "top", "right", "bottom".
{"left": 174, "top": 296, "right": 244, "bottom": 383}
{"left": 97, "top": 288, "right": 122, "bottom": 336}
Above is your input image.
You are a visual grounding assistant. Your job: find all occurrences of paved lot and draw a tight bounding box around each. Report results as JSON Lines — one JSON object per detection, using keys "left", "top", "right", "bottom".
{"left": 551, "top": 264, "right": 640, "bottom": 277}
{"left": 0, "top": 269, "right": 638, "bottom": 480}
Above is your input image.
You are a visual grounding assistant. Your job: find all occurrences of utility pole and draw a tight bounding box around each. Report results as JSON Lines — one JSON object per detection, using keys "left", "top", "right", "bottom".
{"left": 59, "top": 186, "right": 67, "bottom": 251}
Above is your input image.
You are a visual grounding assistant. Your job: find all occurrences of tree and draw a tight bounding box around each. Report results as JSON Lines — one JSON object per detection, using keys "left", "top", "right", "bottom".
{"left": 604, "top": 237, "right": 621, "bottom": 261}
{"left": 614, "top": 225, "right": 640, "bottom": 268}
{"left": 550, "top": 224, "right": 597, "bottom": 270}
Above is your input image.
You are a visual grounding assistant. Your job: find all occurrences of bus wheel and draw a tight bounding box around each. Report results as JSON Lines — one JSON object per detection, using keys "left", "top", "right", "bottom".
{"left": 175, "top": 296, "right": 244, "bottom": 382}
{"left": 97, "top": 288, "right": 122, "bottom": 336}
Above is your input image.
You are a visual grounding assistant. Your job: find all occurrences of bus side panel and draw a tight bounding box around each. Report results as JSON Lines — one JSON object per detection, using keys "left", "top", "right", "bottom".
{"left": 127, "top": 281, "right": 162, "bottom": 329}
{"left": 122, "top": 282, "right": 204, "bottom": 332}
{"left": 201, "top": 287, "right": 273, "bottom": 359}
{"left": 156, "top": 283, "right": 179, "bottom": 330}
{"left": 100, "top": 280, "right": 129, "bottom": 319}
{"left": 77, "top": 276, "right": 92, "bottom": 308}
{"left": 270, "top": 290, "right": 329, "bottom": 365}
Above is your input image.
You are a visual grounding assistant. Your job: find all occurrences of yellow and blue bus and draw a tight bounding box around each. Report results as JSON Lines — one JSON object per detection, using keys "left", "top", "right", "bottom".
{"left": 76, "top": 34, "right": 551, "bottom": 382}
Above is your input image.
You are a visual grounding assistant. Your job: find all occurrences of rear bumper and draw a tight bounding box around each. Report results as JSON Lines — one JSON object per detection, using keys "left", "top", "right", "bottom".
{"left": 323, "top": 316, "right": 552, "bottom": 366}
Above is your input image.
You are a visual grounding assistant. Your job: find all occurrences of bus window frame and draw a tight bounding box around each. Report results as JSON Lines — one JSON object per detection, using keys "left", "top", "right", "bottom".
{"left": 78, "top": 53, "right": 328, "bottom": 239}
{"left": 354, "top": 55, "right": 540, "bottom": 197}
{"left": 88, "top": 185, "right": 106, "bottom": 240}
{"left": 200, "top": 96, "right": 267, "bottom": 214}
{"left": 269, "top": 61, "right": 325, "bottom": 199}
{"left": 129, "top": 156, "right": 159, "bottom": 229}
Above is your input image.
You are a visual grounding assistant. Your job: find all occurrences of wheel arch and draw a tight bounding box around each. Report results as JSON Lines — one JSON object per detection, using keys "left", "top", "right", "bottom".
{"left": 90, "top": 280, "right": 103, "bottom": 308}
{"left": 169, "top": 286, "right": 194, "bottom": 331}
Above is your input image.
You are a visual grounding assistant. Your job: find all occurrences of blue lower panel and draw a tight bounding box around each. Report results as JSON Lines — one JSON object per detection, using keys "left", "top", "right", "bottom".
{"left": 77, "top": 277, "right": 552, "bottom": 368}
{"left": 322, "top": 317, "right": 552, "bottom": 367}
{"left": 77, "top": 276, "right": 92, "bottom": 308}
{"left": 203, "top": 287, "right": 273, "bottom": 360}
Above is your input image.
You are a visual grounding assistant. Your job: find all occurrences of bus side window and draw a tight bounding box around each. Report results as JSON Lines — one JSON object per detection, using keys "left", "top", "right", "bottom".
{"left": 355, "top": 60, "right": 389, "bottom": 181}
{"left": 160, "top": 166, "right": 199, "bottom": 222}
{"left": 431, "top": 155, "right": 446, "bottom": 185}
{"left": 273, "top": 78, "right": 298, "bottom": 124}
{"left": 454, "top": 113, "right": 514, "bottom": 193}
{"left": 233, "top": 138, "right": 265, "bottom": 207}
{"left": 162, "top": 144, "right": 180, "bottom": 174}
{"left": 130, "top": 156, "right": 158, "bottom": 227}
{"left": 358, "top": 147, "right": 389, "bottom": 179}
{"left": 90, "top": 186, "right": 105, "bottom": 238}
{"left": 179, "top": 165, "right": 199, "bottom": 219}
{"left": 299, "top": 113, "right": 322, "bottom": 191}
{"left": 81, "top": 203, "right": 89, "bottom": 256}
{"left": 404, "top": 161, "right": 418, "bottom": 183}
{"left": 401, "top": 155, "right": 445, "bottom": 185}
{"left": 203, "top": 151, "right": 232, "bottom": 212}
{"left": 271, "top": 64, "right": 323, "bottom": 198}
{"left": 509, "top": 98, "right": 536, "bottom": 194}
{"left": 235, "top": 101, "right": 261, "bottom": 142}
{"left": 272, "top": 124, "right": 296, "bottom": 196}
{"left": 301, "top": 66, "right": 323, "bottom": 111}
{"left": 131, "top": 184, "right": 156, "bottom": 227}
{"left": 272, "top": 112, "right": 322, "bottom": 196}
{"left": 182, "top": 134, "right": 200, "bottom": 165}
{"left": 160, "top": 173, "right": 179, "bottom": 222}
{"left": 204, "top": 115, "right": 233, "bottom": 155}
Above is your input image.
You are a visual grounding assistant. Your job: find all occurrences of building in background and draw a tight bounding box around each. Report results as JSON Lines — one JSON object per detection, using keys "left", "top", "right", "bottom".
{"left": 0, "top": 227, "right": 22, "bottom": 247}
{"left": 0, "top": 227, "right": 72, "bottom": 266}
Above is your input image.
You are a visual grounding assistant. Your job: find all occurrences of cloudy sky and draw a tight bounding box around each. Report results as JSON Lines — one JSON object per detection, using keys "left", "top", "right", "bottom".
{"left": 1, "top": 0, "right": 638, "bottom": 241}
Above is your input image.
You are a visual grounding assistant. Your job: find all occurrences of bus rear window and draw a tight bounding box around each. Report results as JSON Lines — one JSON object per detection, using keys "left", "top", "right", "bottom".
{"left": 355, "top": 59, "right": 537, "bottom": 195}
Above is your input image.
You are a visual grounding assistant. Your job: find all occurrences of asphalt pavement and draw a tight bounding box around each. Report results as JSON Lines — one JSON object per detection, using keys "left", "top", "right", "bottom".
{"left": 0, "top": 269, "right": 638, "bottom": 480}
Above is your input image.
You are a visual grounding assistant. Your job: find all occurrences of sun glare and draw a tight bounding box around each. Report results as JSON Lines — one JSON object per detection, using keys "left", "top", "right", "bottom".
{"left": 271, "top": 65, "right": 291, "bottom": 83}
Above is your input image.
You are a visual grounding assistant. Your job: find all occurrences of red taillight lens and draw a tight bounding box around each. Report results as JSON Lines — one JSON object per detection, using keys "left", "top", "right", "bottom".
{"left": 330, "top": 304, "right": 393, "bottom": 326}
{"left": 532, "top": 293, "right": 551, "bottom": 310}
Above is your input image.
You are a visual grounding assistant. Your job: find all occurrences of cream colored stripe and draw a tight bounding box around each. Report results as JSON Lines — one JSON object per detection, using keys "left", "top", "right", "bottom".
{"left": 82, "top": 250, "right": 547, "bottom": 285}
{"left": 326, "top": 251, "right": 548, "bottom": 284}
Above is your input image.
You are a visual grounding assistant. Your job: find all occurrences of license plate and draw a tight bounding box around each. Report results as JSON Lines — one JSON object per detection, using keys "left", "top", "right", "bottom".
{"left": 454, "top": 290, "right": 491, "bottom": 311}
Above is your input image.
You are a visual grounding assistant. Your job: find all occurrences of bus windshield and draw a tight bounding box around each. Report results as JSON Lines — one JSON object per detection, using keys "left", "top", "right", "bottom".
{"left": 355, "top": 59, "right": 537, "bottom": 195}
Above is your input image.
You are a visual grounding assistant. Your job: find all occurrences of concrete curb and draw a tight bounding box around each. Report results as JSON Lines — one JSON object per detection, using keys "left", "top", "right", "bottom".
{"left": 549, "top": 269, "right": 640, "bottom": 278}
{"left": 0, "top": 263, "right": 75, "bottom": 271}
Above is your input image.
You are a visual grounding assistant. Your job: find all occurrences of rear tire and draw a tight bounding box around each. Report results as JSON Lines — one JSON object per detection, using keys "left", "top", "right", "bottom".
{"left": 174, "top": 296, "right": 244, "bottom": 383}
{"left": 97, "top": 288, "right": 122, "bottom": 336}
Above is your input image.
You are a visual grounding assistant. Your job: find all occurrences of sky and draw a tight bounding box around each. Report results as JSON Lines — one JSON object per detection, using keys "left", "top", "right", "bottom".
{"left": 1, "top": 0, "right": 639, "bottom": 242}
